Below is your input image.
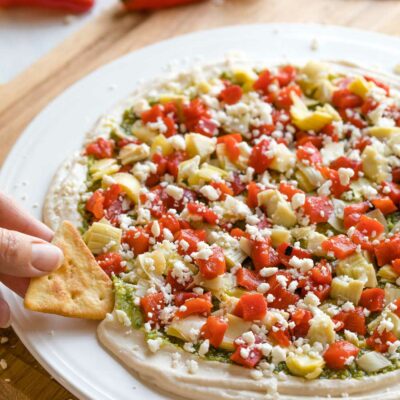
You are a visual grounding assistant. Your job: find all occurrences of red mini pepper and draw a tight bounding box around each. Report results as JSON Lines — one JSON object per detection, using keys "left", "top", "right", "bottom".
{"left": 0, "top": 0, "right": 94, "bottom": 13}
{"left": 122, "top": 0, "right": 204, "bottom": 10}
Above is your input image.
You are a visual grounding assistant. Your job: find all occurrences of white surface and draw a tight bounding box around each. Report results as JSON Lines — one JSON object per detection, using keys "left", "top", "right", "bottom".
{"left": 1, "top": 23, "right": 400, "bottom": 400}
{"left": 0, "top": 1, "right": 115, "bottom": 83}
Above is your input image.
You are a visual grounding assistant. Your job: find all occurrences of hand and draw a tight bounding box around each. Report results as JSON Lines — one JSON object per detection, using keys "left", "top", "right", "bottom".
{"left": 0, "top": 193, "right": 63, "bottom": 328}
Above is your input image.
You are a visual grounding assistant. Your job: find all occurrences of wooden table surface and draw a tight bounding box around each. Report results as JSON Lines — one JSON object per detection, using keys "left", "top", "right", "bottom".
{"left": 1, "top": 0, "right": 400, "bottom": 398}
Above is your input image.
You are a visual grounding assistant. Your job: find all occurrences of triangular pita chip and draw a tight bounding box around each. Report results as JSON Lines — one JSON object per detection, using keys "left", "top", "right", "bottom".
{"left": 24, "top": 221, "right": 114, "bottom": 320}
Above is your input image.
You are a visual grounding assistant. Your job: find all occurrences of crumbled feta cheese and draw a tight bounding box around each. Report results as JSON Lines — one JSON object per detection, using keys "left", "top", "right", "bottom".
{"left": 186, "top": 359, "right": 199, "bottom": 374}
{"left": 260, "top": 267, "right": 278, "bottom": 278}
{"left": 338, "top": 168, "right": 354, "bottom": 186}
{"left": 289, "top": 256, "right": 314, "bottom": 272}
{"left": 291, "top": 193, "right": 305, "bottom": 209}
{"left": 147, "top": 337, "right": 163, "bottom": 353}
{"left": 166, "top": 184, "right": 184, "bottom": 200}
{"left": 200, "top": 185, "right": 220, "bottom": 201}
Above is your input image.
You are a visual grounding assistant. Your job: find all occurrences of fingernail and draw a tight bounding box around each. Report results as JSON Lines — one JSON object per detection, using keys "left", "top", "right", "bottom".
{"left": 0, "top": 298, "right": 11, "bottom": 329}
{"left": 31, "top": 243, "right": 63, "bottom": 272}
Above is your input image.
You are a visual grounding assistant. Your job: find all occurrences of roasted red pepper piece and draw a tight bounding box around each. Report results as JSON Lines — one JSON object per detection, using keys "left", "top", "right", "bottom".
{"left": 0, "top": 0, "right": 94, "bottom": 12}
{"left": 122, "top": 0, "right": 203, "bottom": 10}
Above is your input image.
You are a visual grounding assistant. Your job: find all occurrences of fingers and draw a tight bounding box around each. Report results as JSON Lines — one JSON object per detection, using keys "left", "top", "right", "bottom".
{"left": 0, "top": 228, "right": 63, "bottom": 278}
{"left": 0, "top": 296, "right": 10, "bottom": 328}
{"left": 0, "top": 193, "right": 54, "bottom": 242}
{"left": 0, "top": 274, "right": 30, "bottom": 297}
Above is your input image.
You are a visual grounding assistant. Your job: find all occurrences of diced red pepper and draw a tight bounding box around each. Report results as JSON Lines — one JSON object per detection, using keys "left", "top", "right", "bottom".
{"left": 276, "top": 242, "right": 312, "bottom": 268}
{"left": 187, "top": 202, "right": 219, "bottom": 225}
{"left": 295, "top": 132, "right": 323, "bottom": 149}
{"left": 122, "top": 227, "right": 150, "bottom": 255}
{"left": 140, "top": 292, "right": 165, "bottom": 324}
{"left": 200, "top": 316, "right": 228, "bottom": 348}
{"left": 210, "top": 181, "right": 233, "bottom": 200}
{"left": 278, "top": 182, "right": 304, "bottom": 201}
{"left": 332, "top": 88, "right": 363, "bottom": 109}
{"left": 96, "top": 252, "right": 125, "bottom": 276}
{"left": 359, "top": 288, "right": 385, "bottom": 312}
{"left": 273, "top": 85, "right": 302, "bottom": 110}
{"left": 392, "top": 167, "right": 400, "bottom": 184}
{"left": 350, "top": 215, "right": 385, "bottom": 251}
{"left": 319, "top": 167, "right": 349, "bottom": 198}
{"left": 230, "top": 340, "right": 262, "bottom": 368}
{"left": 367, "top": 329, "right": 397, "bottom": 353}
{"left": 343, "top": 202, "right": 370, "bottom": 229}
{"left": 268, "top": 326, "right": 291, "bottom": 347}
{"left": 247, "top": 182, "right": 262, "bottom": 208}
{"left": 234, "top": 293, "right": 267, "bottom": 321}
{"left": 248, "top": 138, "right": 273, "bottom": 174}
{"left": 86, "top": 190, "right": 105, "bottom": 220}
{"left": 195, "top": 246, "right": 226, "bottom": 280}
{"left": 175, "top": 297, "right": 212, "bottom": 319}
{"left": 309, "top": 260, "right": 332, "bottom": 285}
{"left": 276, "top": 65, "right": 297, "bottom": 87}
{"left": 219, "top": 85, "right": 243, "bottom": 105}
{"left": 303, "top": 196, "right": 333, "bottom": 224}
{"left": 322, "top": 235, "right": 356, "bottom": 259}
{"left": 333, "top": 307, "right": 366, "bottom": 336}
{"left": 86, "top": 137, "right": 114, "bottom": 159}
{"left": 381, "top": 182, "right": 400, "bottom": 206}
{"left": 0, "top": 0, "right": 94, "bottom": 12}
{"left": 330, "top": 156, "right": 362, "bottom": 176}
{"left": 392, "top": 259, "right": 400, "bottom": 275}
{"left": 290, "top": 308, "right": 312, "bottom": 338}
{"left": 236, "top": 268, "right": 262, "bottom": 291}
{"left": 296, "top": 142, "right": 322, "bottom": 165}
{"left": 251, "top": 239, "right": 280, "bottom": 271}
{"left": 323, "top": 341, "right": 360, "bottom": 370}
{"left": 175, "top": 229, "right": 206, "bottom": 255}
{"left": 253, "top": 69, "right": 274, "bottom": 94}
{"left": 375, "top": 234, "right": 400, "bottom": 266}
{"left": 371, "top": 197, "right": 398, "bottom": 215}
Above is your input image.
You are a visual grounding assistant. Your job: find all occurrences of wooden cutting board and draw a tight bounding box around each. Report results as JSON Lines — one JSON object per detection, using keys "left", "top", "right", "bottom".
{"left": 1, "top": 0, "right": 400, "bottom": 398}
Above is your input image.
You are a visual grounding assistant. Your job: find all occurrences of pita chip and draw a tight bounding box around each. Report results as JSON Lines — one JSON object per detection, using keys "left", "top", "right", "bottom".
{"left": 24, "top": 220, "right": 114, "bottom": 320}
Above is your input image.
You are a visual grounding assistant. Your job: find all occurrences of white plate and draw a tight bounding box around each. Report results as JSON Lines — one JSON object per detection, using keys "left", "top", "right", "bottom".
{"left": 1, "top": 23, "right": 400, "bottom": 400}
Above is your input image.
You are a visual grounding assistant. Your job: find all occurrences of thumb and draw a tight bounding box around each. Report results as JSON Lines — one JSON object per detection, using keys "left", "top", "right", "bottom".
{"left": 0, "top": 293, "right": 10, "bottom": 328}
{"left": 0, "top": 228, "right": 63, "bottom": 278}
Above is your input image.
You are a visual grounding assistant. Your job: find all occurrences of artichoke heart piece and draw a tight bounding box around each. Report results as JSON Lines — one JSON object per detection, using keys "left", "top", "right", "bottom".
{"left": 336, "top": 253, "right": 377, "bottom": 288}
{"left": 119, "top": 143, "right": 150, "bottom": 165}
{"left": 90, "top": 158, "right": 119, "bottom": 182}
{"left": 216, "top": 143, "right": 239, "bottom": 171}
{"left": 177, "top": 156, "right": 201, "bottom": 184}
{"left": 356, "top": 351, "right": 391, "bottom": 372}
{"left": 367, "top": 126, "right": 400, "bottom": 139}
{"left": 186, "top": 133, "right": 216, "bottom": 160}
{"left": 306, "top": 231, "right": 327, "bottom": 257}
{"left": 103, "top": 172, "right": 141, "bottom": 204}
{"left": 286, "top": 354, "right": 325, "bottom": 379}
{"left": 138, "top": 250, "right": 167, "bottom": 277}
{"left": 269, "top": 143, "right": 296, "bottom": 173}
{"left": 257, "top": 189, "right": 297, "bottom": 228}
{"left": 232, "top": 68, "right": 258, "bottom": 92}
{"left": 270, "top": 227, "right": 292, "bottom": 247}
{"left": 166, "top": 315, "right": 207, "bottom": 341}
{"left": 377, "top": 265, "right": 398, "bottom": 283}
{"left": 84, "top": 221, "right": 122, "bottom": 255}
{"left": 131, "top": 121, "right": 158, "bottom": 144}
{"left": 307, "top": 310, "right": 336, "bottom": 345}
{"left": 290, "top": 93, "right": 333, "bottom": 132}
{"left": 330, "top": 277, "right": 364, "bottom": 305}
{"left": 188, "top": 163, "right": 228, "bottom": 186}
{"left": 220, "top": 314, "right": 252, "bottom": 351}
{"left": 361, "top": 145, "right": 389, "bottom": 183}
{"left": 347, "top": 76, "right": 373, "bottom": 99}
{"left": 150, "top": 134, "right": 174, "bottom": 156}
